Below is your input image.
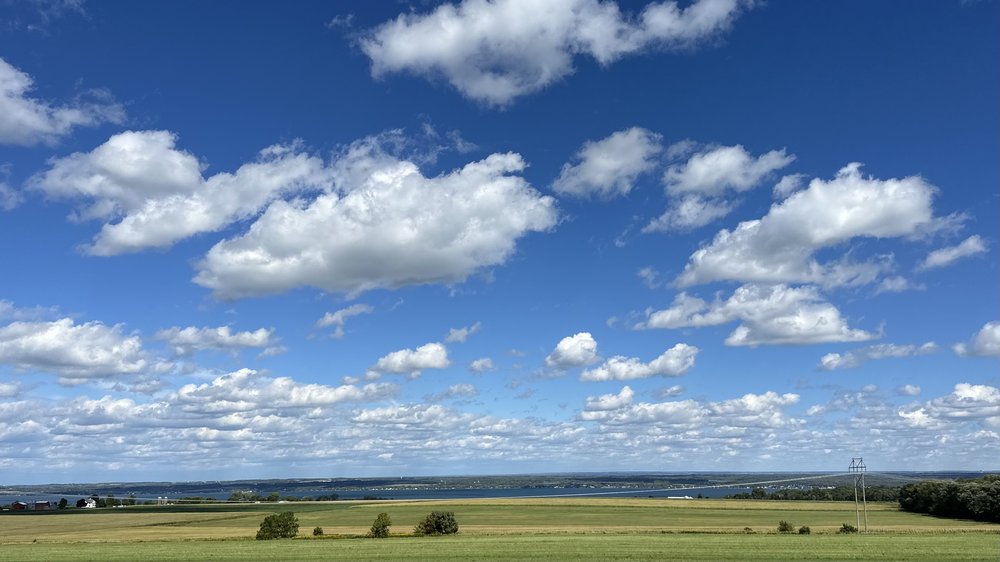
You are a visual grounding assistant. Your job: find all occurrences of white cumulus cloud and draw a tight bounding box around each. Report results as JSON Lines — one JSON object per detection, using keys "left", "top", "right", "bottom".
{"left": 638, "top": 283, "right": 877, "bottom": 346}
{"left": 953, "top": 321, "right": 1000, "bottom": 358}
{"left": 553, "top": 127, "right": 662, "bottom": 198}
{"left": 677, "top": 163, "right": 944, "bottom": 288}
{"left": 0, "top": 317, "right": 168, "bottom": 383}
{"left": 0, "top": 57, "right": 124, "bottom": 146}
{"left": 194, "top": 137, "right": 556, "bottom": 299}
{"left": 818, "top": 342, "right": 938, "bottom": 371}
{"left": 361, "top": 0, "right": 749, "bottom": 106}
{"left": 154, "top": 325, "right": 282, "bottom": 356}
{"left": 646, "top": 144, "right": 793, "bottom": 232}
{"left": 584, "top": 385, "right": 635, "bottom": 411}
{"left": 580, "top": 343, "right": 697, "bottom": 381}
{"left": 29, "top": 130, "right": 330, "bottom": 255}
{"left": 920, "top": 235, "right": 987, "bottom": 270}
{"left": 545, "top": 332, "right": 599, "bottom": 369}
{"left": 469, "top": 357, "right": 495, "bottom": 373}
{"left": 370, "top": 342, "right": 450, "bottom": 377}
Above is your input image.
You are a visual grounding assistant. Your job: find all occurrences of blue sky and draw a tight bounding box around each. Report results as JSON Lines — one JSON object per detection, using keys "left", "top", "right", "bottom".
{"left": 0, "top": 0, "right": 997, "bottom": 484}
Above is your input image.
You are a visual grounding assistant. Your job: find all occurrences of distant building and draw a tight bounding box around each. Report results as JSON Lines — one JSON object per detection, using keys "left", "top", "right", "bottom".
{"left": 11, "top": 501, "right": 27, "bottom": 511}
{"left": 33, "top": 501, "right": 51, "bottom": 510}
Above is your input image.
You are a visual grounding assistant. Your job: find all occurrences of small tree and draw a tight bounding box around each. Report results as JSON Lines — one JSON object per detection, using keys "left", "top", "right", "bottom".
{"left": 414, "top": 511, "right": 459, "bottom": 535}
{"left": 369, "top": 512, "right": 392, "bottom": 538}
{"left": 256, "top": 512, "right": 300, "bottom": 540}
{"left": 312, "top": 526, "right": 324, "bottom": 536}
{"left": 839, "top": 523, "right": 858, "bottom": 534}
{"left": 798, "top": 526, "right": 811, "bottom": 534}
{"left": 777, "top": 520, "right": 794, "bottom": 533}
{"left": 58, "top": 498, "right": 68, "bottom": 510}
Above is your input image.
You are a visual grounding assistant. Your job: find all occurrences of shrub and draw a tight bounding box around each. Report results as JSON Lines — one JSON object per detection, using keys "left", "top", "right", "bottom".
{"left": 369, "top": 512, "right": 392, "bottom": 538}
{"left": 414, "top": 511, "right": 459, "bottom": 535}
{"left": 839, "top": 523, "right": 858, "bottom": 534}
{"left": 255, "top": 512, "right": 299, "bottom": 540}
{"left": 777, "top": 520, "right": 794, "bottom": 533}
{"left": 798, "top": 526, "right": 811, "bottom": 534}
{"left": 312, "top": 526, "right": 323, "bottom": 536}
{"left": 743, "top": 527, "right": 755, "bottom": 534}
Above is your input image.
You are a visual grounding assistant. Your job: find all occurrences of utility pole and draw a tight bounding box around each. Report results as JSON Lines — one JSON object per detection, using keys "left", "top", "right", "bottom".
{"left": 849, "top": 457, "right": 868, "bottom": 533}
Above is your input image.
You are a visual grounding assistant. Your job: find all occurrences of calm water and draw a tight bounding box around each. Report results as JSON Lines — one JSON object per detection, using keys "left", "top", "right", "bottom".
{"left": 3, "top": 485, "right": 756, "bottom": 505}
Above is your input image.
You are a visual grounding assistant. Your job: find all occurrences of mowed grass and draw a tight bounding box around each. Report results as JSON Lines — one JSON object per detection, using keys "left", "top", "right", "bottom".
{"left": 1, "top": 498, "right": 996, "bottom": 560}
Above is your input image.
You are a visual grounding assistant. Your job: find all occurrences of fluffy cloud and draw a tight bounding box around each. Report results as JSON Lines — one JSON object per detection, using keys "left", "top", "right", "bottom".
{"left": 0, "top": 57, "right": 124, "bottom": 146}
{"left": 469, "top": 357, "right": 495, "bottom": 373}
{"left": 583, "top": 385, "right": 634, "bottom": 411}
{"left": 545, "top": 332, "right": 599, "bottom": 369}
{"left": 898, "top": 384, "right": 922, "bottom": 396}
{"left": 646, "top": 144, "right": 793, "bottom": 231}
{"left": 899, "top": 383, "right": 1000, "bottom": 428}
{"left": 369, "top": 342, "right": 450, "bottom": 377}
{"left": 29, "top": 131, "right": 330, "bottom": 255}
{"left": 580, "top": 343, "right": 697, "bottom": 381}
{"left": 639, "top": 283, "right": 876, "bottom": 346}
{"left": 818, "top": 342, "right": 938, "bottom": 371}
{"left": 361, "top": 0, "right": 749, "bottom": 106}
{"left": 0, "top": 317, "right": 168, "bottom": 383}
{"left": 0, "top": 382, "right": 21, "bottom": 398}
{"left": 677, "top": 163, "right": 943, "bottom": 288}
{"left": 316, "top": 304, "right": 374, "bottom": 339}
{"left": 920, "top": 235, "right": 987, "bottom": 270}
{"left": 194, "top": 138, "right": 556, "bottom": 299}
{"left": 637, "top": 266, "right": 662, "bottom": 289}
{"left": 445, "top": 321, "right": 481, "bottom": 343}
{"left": 953, "top": 321, "right": 1000, "bottom": 358}
{"left": 155, "top": 325, "right": 282, "bottom": 357}
{"left": 174, "top": 368, "right": 396, "bottom": 413}
{"left": 773, "top": 173, "right": 806, "bottom": 199}
{"left": 553, "top": 127, "right": 662, "bottom": 198}
{"left": 0, "top": 176, "right": 22, "bottom": 210}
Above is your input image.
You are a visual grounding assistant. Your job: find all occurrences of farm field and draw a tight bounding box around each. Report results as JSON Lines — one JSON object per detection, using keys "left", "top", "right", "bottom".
{"left": 0, "top": 498, "right": 996, "bottom": 561}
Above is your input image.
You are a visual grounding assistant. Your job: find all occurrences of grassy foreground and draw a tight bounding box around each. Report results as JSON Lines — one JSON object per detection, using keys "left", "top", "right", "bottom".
{"left": 0, "top": 534, "right": 997, "bottom": 561}
{"left": 1, "top": 498, "right": 996, "bottom": 560}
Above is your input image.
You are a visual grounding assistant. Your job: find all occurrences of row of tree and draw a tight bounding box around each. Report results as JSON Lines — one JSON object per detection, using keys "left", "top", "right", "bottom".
{"left": 898, "top": 475, "right": 1000, "bottom": 522}
{"left": 727, "top": 486, "right": 900, "bottom": 502}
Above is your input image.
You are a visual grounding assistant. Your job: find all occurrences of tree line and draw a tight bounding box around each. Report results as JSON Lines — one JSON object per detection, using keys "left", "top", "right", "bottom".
{"left": 898, "top": 475, "right": 999, "bottom": 523}
{"left": 727, "top": 486, "right": 900, "bottom": 502}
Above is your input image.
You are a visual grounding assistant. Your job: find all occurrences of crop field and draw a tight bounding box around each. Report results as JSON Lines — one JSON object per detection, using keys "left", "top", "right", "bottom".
{"left": 0, "top": 498, "right": 996, "bottom": 561}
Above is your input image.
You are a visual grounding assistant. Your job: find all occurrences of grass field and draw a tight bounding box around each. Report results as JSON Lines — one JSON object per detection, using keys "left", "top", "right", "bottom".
{"left": 1, "top": 498, "right": 996, "bottom": 561}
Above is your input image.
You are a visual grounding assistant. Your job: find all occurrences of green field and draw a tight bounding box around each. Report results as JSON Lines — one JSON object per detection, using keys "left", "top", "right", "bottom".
{"left": 1, "top": 498, "right": 996, "bottom": 561}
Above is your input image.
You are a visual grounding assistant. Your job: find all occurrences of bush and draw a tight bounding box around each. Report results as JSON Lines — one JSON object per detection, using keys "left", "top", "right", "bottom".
{"left": 777, "top": 520, "right": 794, "bottom": 533}
{"left": 839, "top": 523, "right": 858, "bottom": 534}
{"left": 255, "top": 512, "right": 299, "bottom": 540}
{"left": 798, "top": 526, "right": 811, "bottom": 534}
{"left": 743, "top": 527, "right": 755, "bottom": 534}
{"left": 414, "top": 511, "right": 459, "bottom": 535}
{"left": 312, "top": 526, "right": 323, "bottom": 536}
{"left": 369, "top": 512, "right": 392, "bottom": 538}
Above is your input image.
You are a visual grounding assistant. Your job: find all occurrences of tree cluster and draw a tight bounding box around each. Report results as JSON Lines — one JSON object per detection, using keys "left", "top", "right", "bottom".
{"left": 898, "top": 475, "right": 1000, "bottom": 523}
{"left": 256, "top": 512, "right": 300, "bottom": 540}
{"left": 414, "top": 511, "right": 459, "bottom": 535}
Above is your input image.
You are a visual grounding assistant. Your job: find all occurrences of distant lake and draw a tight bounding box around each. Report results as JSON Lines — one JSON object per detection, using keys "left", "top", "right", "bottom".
{"left": 2, "top": 485, "right": 761, "bottom": 505}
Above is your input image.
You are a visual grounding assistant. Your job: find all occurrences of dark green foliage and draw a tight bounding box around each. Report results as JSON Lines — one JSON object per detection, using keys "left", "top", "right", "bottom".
{"left": 743, "top": 527, "right": 754, "bottom": 534}
{"left": 312, "top": 526, "right": 323, "bottom": 536}
{"left": 728, "top": 486, "right": 899, "bottom": 502}
{"left": 839, "top": 523, "right": 858, "bottom": 534}
{"left": 898, "top": 475, "right": 1000, "bottom": 523}
{"left": 57, "top": 498, "right": 68, "bottom": 510}
{"left": 255, "top": 512, "right": 299, "bottom": 540}
{"left": 369, "top": 512, "right": 392, "bottom": 538}
{"left": 414, "top": 511, "right": 459, "bottom": 535}
{"left": 798, "top": 526, "right": 810, "bottom": 534}
{"left": 777, "top": 520, "right": 794, "bottom": 533}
